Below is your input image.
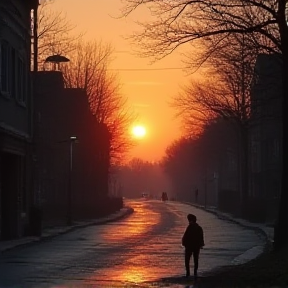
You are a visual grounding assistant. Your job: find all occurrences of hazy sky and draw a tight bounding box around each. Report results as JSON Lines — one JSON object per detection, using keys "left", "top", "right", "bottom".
{"left": 48, "top": 0, "right": 192, "bottom": 162}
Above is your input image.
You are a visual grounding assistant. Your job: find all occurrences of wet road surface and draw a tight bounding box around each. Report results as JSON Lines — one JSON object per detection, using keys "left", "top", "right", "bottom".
{"left": 0, "top": 200, "right": 266, "bottom": 287}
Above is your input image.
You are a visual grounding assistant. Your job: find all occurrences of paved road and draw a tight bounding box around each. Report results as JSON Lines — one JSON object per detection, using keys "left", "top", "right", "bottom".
{"left": 0, "top": 200, "right": 266, "bottom": 287}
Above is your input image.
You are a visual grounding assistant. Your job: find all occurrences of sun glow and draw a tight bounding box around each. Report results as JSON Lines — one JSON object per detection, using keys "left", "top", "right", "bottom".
{"left": 132, "top": 125, "right": 146, "bottom": 138}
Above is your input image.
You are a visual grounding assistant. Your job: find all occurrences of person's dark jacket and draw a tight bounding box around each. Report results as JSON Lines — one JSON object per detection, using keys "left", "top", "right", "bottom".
{"left": 182, "top": 222, "right": 204, "bottom": 250}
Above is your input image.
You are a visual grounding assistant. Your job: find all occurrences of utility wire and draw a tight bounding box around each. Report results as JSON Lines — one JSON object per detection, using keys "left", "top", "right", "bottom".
{"left": 108, "top": 67, "right": 184, "bottom": 71}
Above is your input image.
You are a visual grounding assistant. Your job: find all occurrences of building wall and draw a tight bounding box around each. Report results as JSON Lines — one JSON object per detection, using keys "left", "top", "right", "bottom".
{"left": 33, "top": 71, "right": 110, "bottom": 224}
{"left": 249, "top": 53, "right": 282, "bottom": 223}
{"left": 0, "top": 0, "right": 34, "bottom": 239}
{"left": 0, "top": 0, "right": 32, "bottom": 133}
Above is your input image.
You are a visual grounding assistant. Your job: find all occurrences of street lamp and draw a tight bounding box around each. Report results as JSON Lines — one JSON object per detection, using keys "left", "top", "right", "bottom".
{"left": 67, "top": 136, "right": 77, "bottom": 225}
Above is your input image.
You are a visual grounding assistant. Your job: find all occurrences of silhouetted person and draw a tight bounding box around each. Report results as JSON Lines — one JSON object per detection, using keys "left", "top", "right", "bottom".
{"left": 161, "top": 192, "right": 168, "bottom": 201}
{"left": 182, "top": 214, "right": 204, "bottom": 280}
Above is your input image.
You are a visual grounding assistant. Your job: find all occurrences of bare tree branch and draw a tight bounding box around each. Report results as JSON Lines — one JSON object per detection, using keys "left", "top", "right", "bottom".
{"left": 35, "top": 0, "right": 84, "bottom": 70}
{"left": 120, "top": 0, "right": 281, "bottom": 62}
{"left": 60, "top": 40, "right": 137, "bottom": 164}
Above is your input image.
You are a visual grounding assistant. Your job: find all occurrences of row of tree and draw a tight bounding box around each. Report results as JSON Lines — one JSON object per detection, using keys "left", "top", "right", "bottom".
{"left": 120, "top": 0, "right": 288, "bottom": 250}
{"left": 172, "top": 34, "right": 255, "bottom": 217}
{"left": 162, "top": 119, "right": 239, "bottom": 208}
{"left": 115, "top": 158, "right": 172, "bottom": 199}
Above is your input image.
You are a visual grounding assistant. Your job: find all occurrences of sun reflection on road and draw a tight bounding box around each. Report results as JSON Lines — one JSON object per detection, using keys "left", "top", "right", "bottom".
{"left": 32, "top": 201, "right": 180, "bottom": 288}
{"left": 103, "top": 202, "right": 161, "bottom": 242}
{"left": 119, "top": 268, "right": 146, "bottom": 283}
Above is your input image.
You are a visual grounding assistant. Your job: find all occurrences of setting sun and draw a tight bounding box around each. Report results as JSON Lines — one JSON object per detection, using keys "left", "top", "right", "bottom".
{"left": 132, "top": 125, "right": 146, "bottom": 138}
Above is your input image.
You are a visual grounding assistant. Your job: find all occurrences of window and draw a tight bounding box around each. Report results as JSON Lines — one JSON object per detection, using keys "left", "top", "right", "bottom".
{"left": 11, "top": 47, "right": 16, "bottom": 98}
{"left": 17, "top": 56, "right": 27, "bottom": 104}
{"left": 0, "top": 41, "right": 11, "bottom": 96}
{"left": 0, "top": 41, "right": 27, "bottom": 104}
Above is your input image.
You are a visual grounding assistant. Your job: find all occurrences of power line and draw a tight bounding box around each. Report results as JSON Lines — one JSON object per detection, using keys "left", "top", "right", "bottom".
{"left": 108, "top": 67, "right": 184, "bottom": 71}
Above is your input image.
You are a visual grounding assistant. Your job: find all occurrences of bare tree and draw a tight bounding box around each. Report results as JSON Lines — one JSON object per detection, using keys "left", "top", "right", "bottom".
{"left": 61, "top": 40, "right": 136, "bottom": 164}
{"left": 121, "top": 1, "right": 281, "bottom": 59}
{"left": 106, "top": 100, "right": 137, "bottom": 164}
{"left": 121, "top": 0, "right": 288, "bottom": 250}
{"left": 161, "top": 137, "right": 195, "bottom": 200}
{"left": 174, "top": 33, "right": 255, "bottom": 135}
{"left": 32, "top": 0, "right": 83, "bottom": 71}
{"left": 33, "top": 1, "right": 136, "bottom": 163}
{"left": 173, "top": 34, "right": 256, "bottom": 217}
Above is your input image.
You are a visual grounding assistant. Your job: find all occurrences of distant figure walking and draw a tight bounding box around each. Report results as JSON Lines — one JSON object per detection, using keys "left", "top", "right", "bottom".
{"left": 182, "top": 214, "right": 204, "bottom": 280}
{"left": 195, "top": 188, "right": 199, "bottom": 203}
{"left": 161, "top": 191, "right": 168, "bottom": 201}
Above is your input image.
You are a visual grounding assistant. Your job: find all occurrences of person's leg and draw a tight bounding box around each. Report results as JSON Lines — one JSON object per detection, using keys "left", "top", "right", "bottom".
{"left": 184, "top": 249, "right": 192, "bottom": 276}
{"left": 193, "top": 249, "right": 200, "bottom": 278}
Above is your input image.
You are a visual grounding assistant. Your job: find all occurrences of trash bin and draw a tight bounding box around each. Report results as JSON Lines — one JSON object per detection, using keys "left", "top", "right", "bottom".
{"left": 29, "top": 206, "right": 42, "bottom": 236}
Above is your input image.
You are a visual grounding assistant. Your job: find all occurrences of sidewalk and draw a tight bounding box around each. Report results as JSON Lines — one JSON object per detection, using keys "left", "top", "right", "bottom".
{"left": 188, "top": 205, "right": 287, "bottom": 288}
{"left": 187, "top": 202, "right": 274, "bottom": 242}
{"left": 185, "top": 202, "right": 274, "bottom": 266}
{"left": 0, "top": 206, "right": 134, "bottom": 253}
{"left": 206, "top": 206, "right": 274, "bottom": 243}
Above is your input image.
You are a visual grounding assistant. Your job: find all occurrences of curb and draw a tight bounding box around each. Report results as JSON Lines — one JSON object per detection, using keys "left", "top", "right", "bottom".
{"left": 1, "top": 206, "right": 134, "bottom": 253}
{"left": 42, "top": 206, "right": 135, "bottom": 239}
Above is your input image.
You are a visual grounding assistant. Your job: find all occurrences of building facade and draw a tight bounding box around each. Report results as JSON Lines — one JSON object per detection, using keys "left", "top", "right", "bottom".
{"left": 33, "top": 71, "right": 111, "bottom": 225}
{"left": 249, "top": 53, "right": 282, "bottom": 223}
{"left": 0, "top": 0, "right": 38, "bottom": 240}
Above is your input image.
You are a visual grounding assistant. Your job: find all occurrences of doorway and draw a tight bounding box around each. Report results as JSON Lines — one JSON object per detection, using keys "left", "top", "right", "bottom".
{"left": 0, "top": 152, "right": 20, "bottom": 240}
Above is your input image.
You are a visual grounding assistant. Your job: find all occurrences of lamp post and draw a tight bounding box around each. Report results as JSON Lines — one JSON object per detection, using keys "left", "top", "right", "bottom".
{"left": 67, "top": 136, "right": 77, "bottom": 226}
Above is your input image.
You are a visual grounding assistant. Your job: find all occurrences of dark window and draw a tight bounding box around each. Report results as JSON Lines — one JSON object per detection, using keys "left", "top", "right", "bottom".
{"left": 11, "top": 48, "right": 16, "bottom": 98}
{"left": 17, "top": 56, "right": 27, "bottom": 104}
{"left": 0, "top": 41, "right": 11, "bottom": 95}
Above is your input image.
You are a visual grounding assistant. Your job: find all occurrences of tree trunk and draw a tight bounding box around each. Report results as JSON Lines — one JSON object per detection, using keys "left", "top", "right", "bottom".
{"left": 33, "top": 7, "right": 38, "bottom": 72}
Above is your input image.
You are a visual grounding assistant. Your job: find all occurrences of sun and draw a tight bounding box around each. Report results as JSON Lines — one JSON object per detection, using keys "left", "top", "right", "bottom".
{"left": 132, "top": 125, "right": 146, "bottom": 138}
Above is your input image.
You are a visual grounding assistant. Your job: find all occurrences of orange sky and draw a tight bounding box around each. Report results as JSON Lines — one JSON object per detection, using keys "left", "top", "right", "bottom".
{"left": 48, "top": 0, "right": 193, "bottom": 162}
